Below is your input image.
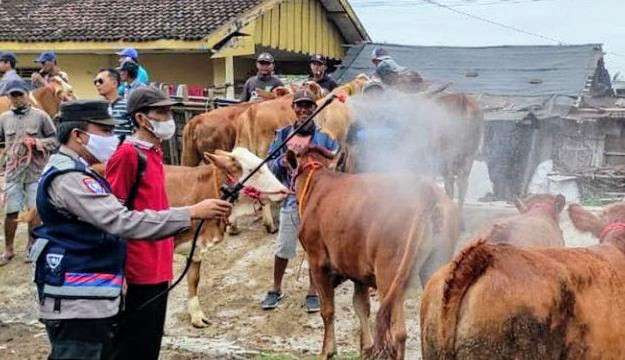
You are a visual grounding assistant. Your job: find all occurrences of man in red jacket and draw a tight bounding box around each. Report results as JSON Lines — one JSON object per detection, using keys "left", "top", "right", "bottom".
{"left": 105, "top": 87, "right": 183, "bottom": 359}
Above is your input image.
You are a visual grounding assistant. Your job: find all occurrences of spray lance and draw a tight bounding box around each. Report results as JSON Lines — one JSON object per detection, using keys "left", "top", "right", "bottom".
{"left": 137, "top": 93, "right": 341, "bottom": 310}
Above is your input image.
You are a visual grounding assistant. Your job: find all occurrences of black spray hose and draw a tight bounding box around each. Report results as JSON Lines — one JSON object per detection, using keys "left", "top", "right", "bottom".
{"left": 136, "top": 94, "right": 337, "bottom": 311}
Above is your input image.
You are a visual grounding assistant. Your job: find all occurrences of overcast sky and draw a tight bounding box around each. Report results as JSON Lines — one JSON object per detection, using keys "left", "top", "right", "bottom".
{"left": 350, "top": 0, "right": 625, "bottom": 78}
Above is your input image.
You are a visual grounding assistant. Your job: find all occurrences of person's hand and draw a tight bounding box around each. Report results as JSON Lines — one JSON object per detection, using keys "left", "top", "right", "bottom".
{"left": 189, "top": 199, "right": 232, "bottom": 220}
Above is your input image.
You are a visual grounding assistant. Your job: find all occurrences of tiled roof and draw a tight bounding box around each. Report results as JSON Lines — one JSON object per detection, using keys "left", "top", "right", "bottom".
{"left": 0, "top": 0, "right": 265, "bottom": 42}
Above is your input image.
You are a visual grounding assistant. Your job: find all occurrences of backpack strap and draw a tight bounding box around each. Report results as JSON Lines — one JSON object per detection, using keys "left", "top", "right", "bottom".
{"left": 125, "top": 146, "right": 147, "bottom": 210}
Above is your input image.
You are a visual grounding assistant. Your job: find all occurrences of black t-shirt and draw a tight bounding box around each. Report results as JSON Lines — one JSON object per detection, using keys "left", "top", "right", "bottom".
{"left": 240, "top": 75, "right": 284, "bottom": 101}
{"left": 309, "top": 74, "right": 338, "bottom": 93}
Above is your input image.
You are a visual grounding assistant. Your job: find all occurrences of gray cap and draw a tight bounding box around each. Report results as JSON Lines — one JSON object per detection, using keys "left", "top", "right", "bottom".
{"left": 127, "top": 86, "right": 181, "bottom": 114}
{"left": 257, "top": 52, "right": 275, "bottom": 63}
{"left": 58, "top": 100, "right": 115, "bottom": 126}
{"left": 4, "top": 79, "right": 29, "bottom": 95}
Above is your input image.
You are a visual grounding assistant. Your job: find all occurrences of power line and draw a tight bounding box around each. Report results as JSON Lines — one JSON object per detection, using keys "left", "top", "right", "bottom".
{"left": 351, "top": 0, "right": 556, "bottom": 8}
{"left": 420, "top": 0, "right": 566, "bottom": 44}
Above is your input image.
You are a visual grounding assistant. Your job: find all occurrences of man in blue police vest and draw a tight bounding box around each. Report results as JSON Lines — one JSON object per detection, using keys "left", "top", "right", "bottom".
{"left": 31, "top": 100, "right": 232, "bottom": 360}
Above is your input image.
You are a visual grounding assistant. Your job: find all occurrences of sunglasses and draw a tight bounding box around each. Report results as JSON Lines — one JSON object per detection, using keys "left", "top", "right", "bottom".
{"left": 9, "top": 92, "right": 24, "bottom": 97}
{"left": 257, "top": 61, "right": 273, "bottom": 65}
{"left": 93, "top": 78, "right": 104, "bottom": 86}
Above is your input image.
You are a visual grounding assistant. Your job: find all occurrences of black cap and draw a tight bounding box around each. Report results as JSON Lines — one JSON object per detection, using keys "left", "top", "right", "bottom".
{"left": 309, "top": 54, "right": 326, "bottom": 64}
{"left": 256, "top": 52, "right": 274, "bottom": 63}
{"left": 0, "top": 52, "right": 16, "bottom": 64}
{"left": 58, "top": 100, "right": 115, "bottom": 126}
{"left": 4, "top": 79, "right": 28, "bottom": 95}
{"left": 127, "top": 86, "right": 181, "bottom": 114}
{"left": 118, "top": 60, "right": 139, "bottom": 72}
{"left": 293, "top": 89, "right": 316, "bottom": 105}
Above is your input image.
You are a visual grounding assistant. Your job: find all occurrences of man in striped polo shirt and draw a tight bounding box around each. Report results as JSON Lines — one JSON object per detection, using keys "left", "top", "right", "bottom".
{"left": 94, "top": 68, "right": 133, "bottom": 139}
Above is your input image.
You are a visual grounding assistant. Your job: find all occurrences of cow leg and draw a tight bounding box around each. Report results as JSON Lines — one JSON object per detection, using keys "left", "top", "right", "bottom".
{"left": 390, "top": 295, "right": 407, "bottom": 360}
{"left": 311, "top": 266, "right": 337, "bottom": 359}
{"left": 441, "top": 166, "right": 455, "bottom": 200}
{"left": 187, "top": 260, "right": 209, "bottom": 328}
{"left": 353, "top": 282, "right": 373, "bottom": 355}
{"left": 262, "top": 203, "right": 278, "bottom": 234}
{"left": 456, "top": 160, "right": 473, "bottom": 213}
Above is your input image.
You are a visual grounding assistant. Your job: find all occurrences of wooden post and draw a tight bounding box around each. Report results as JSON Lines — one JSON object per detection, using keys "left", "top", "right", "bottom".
{"left": 225, "top": 56, "right": 235, "bottom": 99}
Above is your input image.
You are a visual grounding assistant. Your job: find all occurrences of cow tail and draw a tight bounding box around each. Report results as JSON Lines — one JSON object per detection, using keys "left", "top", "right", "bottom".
{"left": 373, "top": 187, "right": 437, "bottom": 357}
{"left": 439, "top": 239, "right": 494, "bottom": 357}
{"left": 181, "top": 119, "right": 200, "bottom": 166}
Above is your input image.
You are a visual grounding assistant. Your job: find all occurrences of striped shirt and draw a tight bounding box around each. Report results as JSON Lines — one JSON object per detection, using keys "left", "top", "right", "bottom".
{"left": 109, "top": 97, "right": 133, "bottom": 136}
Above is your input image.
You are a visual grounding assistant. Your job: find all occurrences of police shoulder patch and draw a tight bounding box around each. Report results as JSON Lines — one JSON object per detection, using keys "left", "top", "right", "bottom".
{"left": 82, "top": 178, "right": 106, "bottom": 194}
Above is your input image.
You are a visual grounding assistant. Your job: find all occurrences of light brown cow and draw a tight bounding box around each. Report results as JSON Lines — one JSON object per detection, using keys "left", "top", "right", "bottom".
{"left": 287, "top": 146, "right": 459, "bottom": 359}
{"left": 167, "top": 147, "right": 289, "bottom": 327}
{"left": 420, "top": 201, "right": 625, "bottom": 359}
{"left": 472, "top": 193, "right": 567, "bottom": 248}
{"left": 0, "top": 76, "right": 76, "bottom": 117}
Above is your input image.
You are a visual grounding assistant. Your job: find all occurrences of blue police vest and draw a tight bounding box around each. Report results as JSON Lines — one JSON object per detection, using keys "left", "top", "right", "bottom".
{"left": 31, "top": 157, "right": 126, "bottom": 301}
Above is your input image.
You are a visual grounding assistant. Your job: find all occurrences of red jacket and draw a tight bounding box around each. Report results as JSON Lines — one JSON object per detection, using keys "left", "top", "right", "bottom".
{"left": 106, "top": 138, "right": 174, "bottom": 284}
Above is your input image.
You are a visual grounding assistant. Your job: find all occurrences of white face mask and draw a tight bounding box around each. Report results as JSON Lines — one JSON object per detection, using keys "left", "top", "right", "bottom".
{"left": 148, "top": 118, "right": 176, "bottom": 140}
{"left": 83, "top": 132, "right": 119, "bottom": 163}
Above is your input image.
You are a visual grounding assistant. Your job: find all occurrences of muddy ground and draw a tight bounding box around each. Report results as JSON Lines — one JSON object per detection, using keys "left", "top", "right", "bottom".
{"left": 0, "top": 201, "right": 597, "bottom": 359}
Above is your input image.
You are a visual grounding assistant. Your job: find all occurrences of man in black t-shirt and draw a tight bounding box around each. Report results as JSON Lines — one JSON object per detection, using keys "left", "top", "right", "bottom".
{"left": 240, "top": 52, "right": 284, "bottom": 102}
{"left": 308, "top": 54, "right": 337, "bottom": 94}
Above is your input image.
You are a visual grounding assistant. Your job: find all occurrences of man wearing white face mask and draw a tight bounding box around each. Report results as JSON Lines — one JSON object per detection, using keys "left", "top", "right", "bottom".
{"left": 32, "top": 100, "right": 233, "bottom": 360}
{"left": 105, "top": 86, "right": 181, "bottom": 360}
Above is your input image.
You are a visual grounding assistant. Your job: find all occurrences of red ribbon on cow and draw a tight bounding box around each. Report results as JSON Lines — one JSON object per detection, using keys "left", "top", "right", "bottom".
{"left": 599, "top": 223, "right": 625, "bottom": 240}
{"left": 242, "top": 186, "right": 263, "bottom": 201}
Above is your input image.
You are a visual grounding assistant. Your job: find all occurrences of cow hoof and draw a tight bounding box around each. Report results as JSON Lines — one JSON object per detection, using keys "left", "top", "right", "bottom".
{"left": 227, "top": 225, "right": 241, "bottom": 235}
{"left": 191, "top": 318, "right": 209, "bottom": 328}
{"left": 188, "top": 296, "right": 209, "bottom": 328}
{"left": 264, "top": 224, "right": 278, "bottom": 234}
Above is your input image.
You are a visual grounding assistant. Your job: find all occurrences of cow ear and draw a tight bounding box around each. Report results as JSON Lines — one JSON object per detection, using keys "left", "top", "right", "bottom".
{"left": 204, "top": 152, "right": 230, "bottom": 170}
{"left": 286, "top": 150, "right": 298, "bottom": 170}
{"left": 554, "top": 194, "right": 566, "bottom": 214}
{"left": 568, "top": 204, "right": 604, "bottom": 237}
{"left": 513, "top": 197, "right": 527, "bottom": 213}
{"left": 273, "top": 86, "right": 290, "bottom": 97}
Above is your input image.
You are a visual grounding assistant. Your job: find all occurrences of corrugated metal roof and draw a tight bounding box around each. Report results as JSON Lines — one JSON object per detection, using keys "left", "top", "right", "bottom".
{"left": 335, "top": 43, "right": 605, "bottom": 97}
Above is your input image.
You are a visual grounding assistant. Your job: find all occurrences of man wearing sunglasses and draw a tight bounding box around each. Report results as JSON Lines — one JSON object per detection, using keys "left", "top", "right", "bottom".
{"left": 240, "top": 52, "right": 284, "bottom": 102}
{"left": 0, "top": 79, "right": 57, "bottom": 266}
{"left": 94, "top": 68, "right": 131, "bottom": 139}
{"left": 260, "top": 89, "right": 338, "bottom": 312}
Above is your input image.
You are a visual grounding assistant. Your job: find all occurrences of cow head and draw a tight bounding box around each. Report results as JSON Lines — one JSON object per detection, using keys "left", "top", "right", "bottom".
{"left": 514, "top": 193, "right": 566, "bottom": 219}
{"left": 569, "top": 202, "right": 625, "bottom": 243}
{"left": 48, "top": 76, "right": 76, "bottom": 102}
{"left": 204, "top": 147, "right": 289, "bottom": 203}
{"left": 286, "top": 145, "right": 337, "bottom": 178}
{"left": 302, "top": 81, "right": 324, "bottom": 99}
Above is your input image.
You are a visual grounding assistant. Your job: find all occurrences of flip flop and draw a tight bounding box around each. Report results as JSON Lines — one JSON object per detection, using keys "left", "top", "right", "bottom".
{"left": 0, "top": 254, "right": 15, "bottom": 266}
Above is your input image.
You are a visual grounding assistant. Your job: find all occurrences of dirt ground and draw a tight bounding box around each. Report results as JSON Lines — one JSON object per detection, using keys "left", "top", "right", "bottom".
{"left": 0, "top": 201, "right": 597, "bottom": 359}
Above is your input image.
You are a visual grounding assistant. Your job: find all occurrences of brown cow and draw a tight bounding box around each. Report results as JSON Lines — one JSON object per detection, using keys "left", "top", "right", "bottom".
{"left": 167, "top": 147, "right": 289, "bottom": 327}
{"left": 472, "top": 193, "right": 567, "bottom": 248}
{"left": 179, "top": 88, "right": 290, "bottom": 167}
{"left": 287, "top": 146, "right": 459, "bottom": 359}
{"left": 428, "top": 93, "right": 483, "bottom": 212}
{"left": 180, "top": 102, "right": 253, "bottom": 166}
{"left": 420, "top": 201, "right": 625, "bottom": 359}
{"left": 0, "top": 76, "right": 76, "bottom": 117}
